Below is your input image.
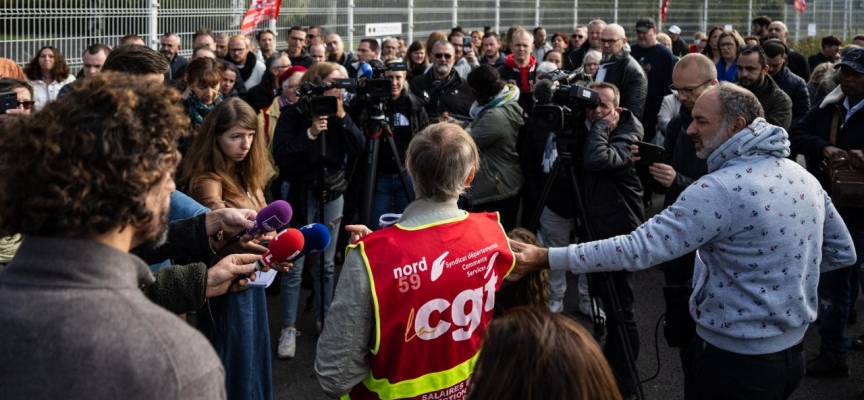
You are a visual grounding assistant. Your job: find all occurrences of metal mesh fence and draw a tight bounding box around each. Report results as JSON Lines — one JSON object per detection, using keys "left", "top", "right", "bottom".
{"left": 1, "top": 0, "right": 861, "bottom": 72}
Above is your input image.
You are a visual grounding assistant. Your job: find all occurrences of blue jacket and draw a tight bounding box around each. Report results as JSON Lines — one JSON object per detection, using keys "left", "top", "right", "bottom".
{"left": 716, "top": 59, "right": 737, "bottom": 82}
{"left": 549, "top": 119, "right": 856, "bottom": 355}
{"left": 773, "top": 66, "right": 811, "bottom": 126}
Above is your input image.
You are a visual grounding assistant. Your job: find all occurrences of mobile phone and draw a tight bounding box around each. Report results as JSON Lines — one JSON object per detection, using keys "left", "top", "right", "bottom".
{"left": 462, "top": 36, "right": 472, "bottom": 55}
{"left": 0, "top": 92, "right": 17, "bottom": 114}
{"left": 636, "top": 141, "right": 664, "bottom": 165}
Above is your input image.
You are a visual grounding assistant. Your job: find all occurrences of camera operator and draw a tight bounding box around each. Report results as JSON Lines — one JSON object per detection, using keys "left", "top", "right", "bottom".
{"left": 272, "top": 61, "right": 365, "bottom": 332}
{"left": 532, "top": 81, "right": 646, "bottom": 399}
{"left": 362, "top": 58, "right": 429, "bottom": 227}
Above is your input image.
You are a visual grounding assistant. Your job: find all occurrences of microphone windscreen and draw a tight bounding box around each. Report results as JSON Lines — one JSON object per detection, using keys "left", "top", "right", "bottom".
{"left": 270, "top": 228, "right": 305, "bottom": 262}
{"left": 299, "top": 223, "right": 332, "bottom": 256}
{"left": 533, "top": 79, "right": 555, "bottom": 104}
{"left": 257, "top": 228, "right": 305, "bottom": 269}
{"left": 248, "top": 200, "right": 293, "bottom": 235}
{"left": 359, "top": 62, "right": 374, "bottom": 78}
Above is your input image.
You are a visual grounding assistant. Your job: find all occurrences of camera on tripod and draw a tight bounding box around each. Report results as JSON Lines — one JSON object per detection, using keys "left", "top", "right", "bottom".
{"left": 533, "top": 69, "right": 601, "bottom": 131}
{"left": 295, "top": 77, "right": 357, "bottom": 117}
{"left": 357, "top": 59, "right": 408, "bottom": 101}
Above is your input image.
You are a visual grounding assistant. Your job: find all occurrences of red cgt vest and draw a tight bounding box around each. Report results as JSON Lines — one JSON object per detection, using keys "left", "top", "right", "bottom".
{"left": 344, "top": 212, "right": 514, "bottom": 400}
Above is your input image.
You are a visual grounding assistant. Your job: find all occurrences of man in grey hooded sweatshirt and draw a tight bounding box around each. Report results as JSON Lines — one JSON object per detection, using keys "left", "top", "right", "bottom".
{"left": 513, "top": 82, "right": 856, "bottom": 400}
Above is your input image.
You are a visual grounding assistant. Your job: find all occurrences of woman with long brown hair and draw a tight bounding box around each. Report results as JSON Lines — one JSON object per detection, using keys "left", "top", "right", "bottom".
{"left": 24, "top": 46, "right": 74, "bottom": 111}
{"left": 180, "top": 97, "right": 276, "bottom": 400}
{"left": 469, "top": 307, "right": 622, "bottom": 400}
{"left": 702, "top": 26, "right": 725, "bottom": 64}
{"left": 406, "top": 40, "right": 429, "bottom": 80}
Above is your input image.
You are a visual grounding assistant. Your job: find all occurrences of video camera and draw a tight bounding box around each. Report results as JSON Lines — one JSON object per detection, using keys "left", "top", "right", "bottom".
{"left": 295, "top": 77, "right": 357, "bottom": 117}
{"left": 357, "top": 59, "right": 408, "bottom": 101}
{"left": 532, "top": 69, "right": 600, "bottom": 131}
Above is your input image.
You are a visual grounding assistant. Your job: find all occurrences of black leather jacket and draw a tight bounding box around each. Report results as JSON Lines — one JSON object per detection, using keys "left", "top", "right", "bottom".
{"left": 598, "top": 47, "right": 647, "bottom": 121}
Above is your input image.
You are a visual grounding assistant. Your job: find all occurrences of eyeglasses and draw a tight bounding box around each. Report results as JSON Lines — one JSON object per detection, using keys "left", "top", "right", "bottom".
{"left": 433, "top": 53, "right": 453, "bottom": 59}
{"left": 599, "top": 38, "right": 622, "bottom": 45}
{"left": 18, "top": 100, "right": 35, "bottom": 110}
{"left": 669, "top": 78, "right": 713, "bottom": 96}
{"left": 308, "top": 34, "right": 318, "bottom": 39}
{"left": 572, "top": 34, "right": 585, "bottom": 39}
{"left": 718, "top": 42, "right": 736, "bottom": 48}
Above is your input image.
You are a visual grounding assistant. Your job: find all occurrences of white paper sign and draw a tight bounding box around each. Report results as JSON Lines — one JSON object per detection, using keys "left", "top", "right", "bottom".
{"left": 808, "top": 23, "right": 817, "bottom": 37}
{"left": 724, "top": 24, "right": 733, "bottom": 31}
{"left": 365, "top": 23, "right": 402, "bottom": 37}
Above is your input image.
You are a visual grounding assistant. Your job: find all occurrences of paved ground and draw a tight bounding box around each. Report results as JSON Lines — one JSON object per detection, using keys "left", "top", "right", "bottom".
{"left": 264, "top": 193, "right": 864, "bottom": 400}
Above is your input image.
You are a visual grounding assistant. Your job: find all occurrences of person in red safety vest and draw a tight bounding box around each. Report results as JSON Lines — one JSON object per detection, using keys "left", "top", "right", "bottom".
{"left": 315, "top": 122, "right": 522, "bottom": 400}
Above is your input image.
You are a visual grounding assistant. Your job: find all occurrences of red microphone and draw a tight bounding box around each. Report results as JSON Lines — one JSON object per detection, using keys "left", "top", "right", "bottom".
{"left": 255, "top": 228, "right": 305, "bottom": 271}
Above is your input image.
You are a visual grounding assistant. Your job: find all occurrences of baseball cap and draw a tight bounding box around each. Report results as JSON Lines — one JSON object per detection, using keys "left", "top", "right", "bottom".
{"left": 668, "top": 25, "right": 681, "bottom": 35}
{"left": 835, "top": 48, "right": 864, "bottom": 74}
{"left": 635, "top": 18, "right": 656, "bottom": 33}
{"left": 278, "top": 65, "right": 307, "bottom": 88}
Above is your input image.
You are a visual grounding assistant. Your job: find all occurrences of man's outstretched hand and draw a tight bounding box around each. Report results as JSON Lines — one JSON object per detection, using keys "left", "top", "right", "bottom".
{"left": 510, "top": 240, "right": 550, "bottom": 275}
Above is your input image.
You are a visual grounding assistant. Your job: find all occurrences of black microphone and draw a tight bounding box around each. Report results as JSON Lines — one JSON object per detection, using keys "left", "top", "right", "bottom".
{"left": 533, "top": 79, "right": 555, "bottom": 104}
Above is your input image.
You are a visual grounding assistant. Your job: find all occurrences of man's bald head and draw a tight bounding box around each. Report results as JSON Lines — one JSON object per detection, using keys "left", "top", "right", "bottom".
{"left": 675, "top": 53, "right": 718, "bottom": 81}
{"left": 767, "top": 21, "right": 789, "bottom": 42}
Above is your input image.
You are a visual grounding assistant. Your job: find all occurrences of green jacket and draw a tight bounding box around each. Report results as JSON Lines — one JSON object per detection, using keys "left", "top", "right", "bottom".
{"left": 467, "top": 87, "right": 525, "bottom": 204}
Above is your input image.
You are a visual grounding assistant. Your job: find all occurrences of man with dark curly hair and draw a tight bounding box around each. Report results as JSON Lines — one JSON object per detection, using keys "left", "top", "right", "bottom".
{"left": 0, "top": 73, "right": 238, "bottom": 399}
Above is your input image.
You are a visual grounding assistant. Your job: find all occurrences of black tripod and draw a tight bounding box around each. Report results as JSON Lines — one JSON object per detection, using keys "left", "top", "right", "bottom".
{"left": 528, "top": 131, "right": 645, "bottom": 400}
{"left": 359, "top": 101, "right": 414, "bottom": 227}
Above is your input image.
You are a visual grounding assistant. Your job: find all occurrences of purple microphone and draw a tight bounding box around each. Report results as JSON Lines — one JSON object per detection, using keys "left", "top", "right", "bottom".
{"left": 247, "top": 200, "right": 293, "bottom": 235}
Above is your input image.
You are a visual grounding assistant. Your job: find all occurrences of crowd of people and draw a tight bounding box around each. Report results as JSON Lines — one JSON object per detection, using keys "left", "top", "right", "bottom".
{"left": 0, "top": 13, "right": 862, "bottom": 400}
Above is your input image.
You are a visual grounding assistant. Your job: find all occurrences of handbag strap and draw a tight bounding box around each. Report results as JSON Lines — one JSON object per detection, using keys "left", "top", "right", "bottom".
{"left": 829, "top": 108, "right": 840, "bottom": 145}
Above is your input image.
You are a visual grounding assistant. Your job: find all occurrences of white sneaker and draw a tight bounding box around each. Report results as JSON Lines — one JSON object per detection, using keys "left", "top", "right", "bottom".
{"left": 549, "top": 299, "right": 564, "bottom": 313}
{"left": 277, "top": 327, "right": 299, "bottom": 359}
{"left": 579, "top": 298, "right": 606, "bottom": 322}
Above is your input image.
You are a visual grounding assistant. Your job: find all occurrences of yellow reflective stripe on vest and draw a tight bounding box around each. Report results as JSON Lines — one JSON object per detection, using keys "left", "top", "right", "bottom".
{"left": 349, "top": 241, "right": 383, "bottom": 355}
{"left": 361, "top": 351, "right": 479, "bottom": 399}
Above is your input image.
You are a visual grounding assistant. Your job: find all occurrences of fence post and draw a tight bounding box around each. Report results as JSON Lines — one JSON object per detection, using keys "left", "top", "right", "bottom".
{"left": 703, "top": 0, "right": 708, "bottom": 33}
{"left": 657, "top": 0, "right": 663, "bottom": 32}
{"left": 843, "top": 0, "right": 849, "bottom": 40}
{"left": 747, "top": 0, "right": 752, "bottom": 35}
{"left": 453, "top": 0, "right": 458, "bottom": 28}
{"left": 614, "top": 0, "right": 619, "bottom": 23}
{"left": 408, "top": 0, "right": 414, "bottom": 44}
{"left": 348, "top": 0, "right": 355, "bottom": 53}
{"left": 830, "top": 0, "right": 834, "bottom": 36}
{"left": 574, "top": 0, "right": 578, "bottom": 29}
{"left": 495, "top": 0, "right": 500, "bottom": 34}
{"left": 535, "top": 0, "right": 540, "bottom": 27}
{"left": 149, "top": 0, "right": 159, "bottom": 49}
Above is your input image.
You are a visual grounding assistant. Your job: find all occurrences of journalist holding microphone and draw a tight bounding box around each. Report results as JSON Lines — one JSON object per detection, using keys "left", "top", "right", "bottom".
{"left": 272, "top": 61, "right": 365, "bottom": 341}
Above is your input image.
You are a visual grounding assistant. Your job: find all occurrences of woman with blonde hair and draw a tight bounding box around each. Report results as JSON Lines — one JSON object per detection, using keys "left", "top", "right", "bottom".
{"left": 180, "top": 97, "right": 276, "bottom": 400}
{"left": 425, "top": 31, "right": 448, "bottom": 58}
{"left": 469, "top": 306, "right": 622, "bottom": 400}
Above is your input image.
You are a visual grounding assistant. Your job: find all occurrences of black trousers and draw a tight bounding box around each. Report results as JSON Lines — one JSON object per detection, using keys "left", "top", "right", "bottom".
{"left": 591, "top": 270, "right": 640, "bottom": 398}
{"left": 683, "top": 335, "right": 805, "bottom": 400}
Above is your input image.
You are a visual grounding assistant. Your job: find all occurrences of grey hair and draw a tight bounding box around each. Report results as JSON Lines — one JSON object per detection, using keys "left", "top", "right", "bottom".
{"left": 712, "top": 82, "right": 764, "bottom": 126}
{"left": 584, "top": 49, "right": 602, "bottom": 63}
{"left": 406, "top": 122, "right": 480, "bottom": 202}
{"left": 214, "top": 32, "right": 229, "bottom": 40}
{"left": 432, "top": 40, "right": 455, "bottom": 53}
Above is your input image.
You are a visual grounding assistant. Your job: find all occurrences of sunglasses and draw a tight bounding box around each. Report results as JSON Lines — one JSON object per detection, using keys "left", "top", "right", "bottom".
{"left": 572, "top": 34, "right": 585, "bottom": 39}
{"left": 19, "top": 101, "right": 35, "bottom": 110}
{"left": 434, "top": 53, "right": 453, "bottom": 59}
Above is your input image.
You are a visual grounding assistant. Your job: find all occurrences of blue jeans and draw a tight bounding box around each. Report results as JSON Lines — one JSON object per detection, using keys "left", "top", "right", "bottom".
{"left": 371, "top": 172, "right": 413, "bottom": 227}
{"left": 151, "top": 191, "right": 211, "bottom": 272}
{"left": 201, "top": 288, "right": 272, "bottom": 400}
{"left": 281, "top": 189, "right": 344, "bottom": 325}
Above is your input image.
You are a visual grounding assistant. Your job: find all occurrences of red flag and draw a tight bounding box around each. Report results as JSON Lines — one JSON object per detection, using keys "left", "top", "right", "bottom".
{"left": 241, "top": 0, "right": 282, "bottom": 35}
{"left": 793, "top": 0, "right": 806, "bottom": 14}
{"left": 661, "top": 0, "right": 669, "bottom": 22}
